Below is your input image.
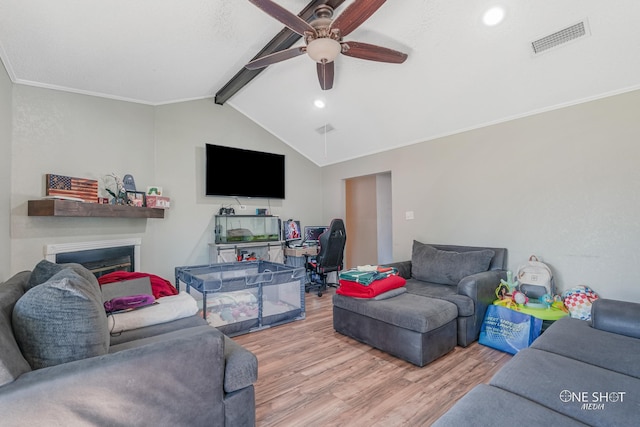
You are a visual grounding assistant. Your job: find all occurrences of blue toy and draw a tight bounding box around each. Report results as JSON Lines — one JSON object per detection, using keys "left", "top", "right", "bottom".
{"left": 540, "top": 293, "right": 553, "bottom": 309}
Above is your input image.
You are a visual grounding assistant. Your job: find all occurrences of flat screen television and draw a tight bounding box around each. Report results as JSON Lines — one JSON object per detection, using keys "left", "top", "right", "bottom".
{"left": 205, "top": 144, "right": 285, "bottom": 199}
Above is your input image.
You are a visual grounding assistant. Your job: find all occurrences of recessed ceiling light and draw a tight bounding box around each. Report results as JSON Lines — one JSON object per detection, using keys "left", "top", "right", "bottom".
{"left": 314, "top": 99, "right": 326, "bottom": 109}
{"left": 483, "top": 6, "right": 505, "bottom": 26}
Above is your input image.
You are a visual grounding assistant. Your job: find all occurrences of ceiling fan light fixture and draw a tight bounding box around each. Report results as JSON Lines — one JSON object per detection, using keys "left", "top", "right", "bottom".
{"left": 306, "top": 38, "right": 341, "bottom": 63}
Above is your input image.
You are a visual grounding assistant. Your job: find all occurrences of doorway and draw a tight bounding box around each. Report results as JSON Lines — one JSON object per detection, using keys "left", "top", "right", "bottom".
{"left": 345, "top": 172, "right": 392, "bottom": 269}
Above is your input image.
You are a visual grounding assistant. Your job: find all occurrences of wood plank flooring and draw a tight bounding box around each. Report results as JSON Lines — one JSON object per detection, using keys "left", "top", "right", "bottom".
{"left": 232, "top": 289, "right": 512, "bottom": 427}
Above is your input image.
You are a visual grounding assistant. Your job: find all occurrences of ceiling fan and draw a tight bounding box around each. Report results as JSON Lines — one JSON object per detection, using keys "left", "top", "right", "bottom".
{"left": 245, "top": 0, "right": 408, "bottom": 90}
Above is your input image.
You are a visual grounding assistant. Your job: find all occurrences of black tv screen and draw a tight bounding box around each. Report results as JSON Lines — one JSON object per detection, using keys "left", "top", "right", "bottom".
{"left": 205, "top": 144, "right": 285, "bottom": 199}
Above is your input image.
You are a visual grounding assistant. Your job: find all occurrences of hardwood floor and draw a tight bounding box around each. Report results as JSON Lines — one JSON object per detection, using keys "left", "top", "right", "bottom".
{"left": 232, "top": 289, "right": 512, "bottom": 427}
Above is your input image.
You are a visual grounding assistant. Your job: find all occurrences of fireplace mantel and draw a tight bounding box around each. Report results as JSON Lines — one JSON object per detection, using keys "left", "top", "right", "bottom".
{"left": 28, "top": 199, "right": 164, "bottom": 218}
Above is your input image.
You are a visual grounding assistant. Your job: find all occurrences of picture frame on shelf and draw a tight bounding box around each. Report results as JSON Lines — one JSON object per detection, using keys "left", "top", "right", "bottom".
{"left": 126, "top": 191, "right": 146, "bottom": 207}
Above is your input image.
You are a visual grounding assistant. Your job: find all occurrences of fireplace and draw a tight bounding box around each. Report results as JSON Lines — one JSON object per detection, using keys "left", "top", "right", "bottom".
{"left": 45, "top": 238, "right": 141, "bottom": 278}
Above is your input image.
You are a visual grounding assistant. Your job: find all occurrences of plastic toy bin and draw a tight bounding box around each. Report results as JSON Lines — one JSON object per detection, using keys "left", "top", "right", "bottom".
{"left": 175, "top": 261, "right": 306, "bottom": 336}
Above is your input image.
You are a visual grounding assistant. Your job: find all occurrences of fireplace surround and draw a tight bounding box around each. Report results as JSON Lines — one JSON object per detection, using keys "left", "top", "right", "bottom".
{"left": 44, "top": 238, "right": 141, "bottom": 278}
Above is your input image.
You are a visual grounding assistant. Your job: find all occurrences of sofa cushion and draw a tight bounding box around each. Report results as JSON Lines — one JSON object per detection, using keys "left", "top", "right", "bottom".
{"left": 109, "top": 314, "right": 206, "bottom": 346}
{"left": 411, "top": 241, "right": 494, "bottom": 285}
{"left": 27, "top": 259, "right": 100, "bottom": 291}
{"left": 531, "top": 317, "right": 640, "bottom": 379}
{"left": 12, "top": 268, "right": 109, "bottom": 369}
{"left": 491, "top": 348, "right": 640, "bottom": 427}
{"left": 591, "top": 298, "right": 640, "bottom": 339}
{"left": 373, "top": 287, "right": 407, "bottom": 300}
{"left": 27, "top": 259, "right": 66, "bottom": 288}
{"left": 404, "top": 279, "right": 475, "bottom": 316}
{"left": 0, "top": 272, "right": 32, "bottom": 386}
{"left": 333, "top": 293, "right": 458, "bottom": 334}
{"left": 433, "top": 384, "right": 590, "bottom": 427}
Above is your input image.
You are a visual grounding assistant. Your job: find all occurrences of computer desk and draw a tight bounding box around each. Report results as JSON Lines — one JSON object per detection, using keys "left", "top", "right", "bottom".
{"left": 284, "top": 246, "right": 319, "bottom": 286}
{"left": 283, "top": 245, "right": 319, "bottom": 257}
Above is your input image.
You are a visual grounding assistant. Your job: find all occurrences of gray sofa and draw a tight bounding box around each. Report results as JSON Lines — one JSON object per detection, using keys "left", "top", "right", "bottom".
{"left": 389, "top": 242, "right": 508, "bottom": 347}
{"left": 434, "top": 298, "right": 640, "bottom": 426}
{"left": 332, "top": 242, "right": 508, "bottom": 366}
{"left": 0, "top": 261, "right": 258, "bottom": 426}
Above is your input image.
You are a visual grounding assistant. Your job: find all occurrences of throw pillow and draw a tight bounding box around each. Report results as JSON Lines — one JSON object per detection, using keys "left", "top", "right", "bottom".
{"left": 27, "top": 259, "right": 65, "bottom": 289}
{"left": 0, "top": 272, "right": 32, "bottom": 386}
{"left": 27, "top": 259, "right": 99, "bottom": 291}
{"left": 12, "top": 268, "right": 109, "bottom": 369}
{"left": 411, "top": 241, "right": 494, "bottom": 285}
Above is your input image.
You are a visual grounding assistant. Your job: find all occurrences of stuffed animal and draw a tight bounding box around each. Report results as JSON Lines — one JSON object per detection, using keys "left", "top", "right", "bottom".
{"left": 540, "top": 293, "right": 553, "bottom": 309}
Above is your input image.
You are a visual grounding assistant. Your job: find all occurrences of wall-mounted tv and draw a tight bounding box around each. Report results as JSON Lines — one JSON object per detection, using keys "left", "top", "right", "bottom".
{"left": 205, "top": 144, "right": 285, "bottom": 199}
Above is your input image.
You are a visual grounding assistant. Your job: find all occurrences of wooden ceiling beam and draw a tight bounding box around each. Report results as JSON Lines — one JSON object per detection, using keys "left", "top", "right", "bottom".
{"left": 214, "top": 0, "right": 346, "bottom": 105}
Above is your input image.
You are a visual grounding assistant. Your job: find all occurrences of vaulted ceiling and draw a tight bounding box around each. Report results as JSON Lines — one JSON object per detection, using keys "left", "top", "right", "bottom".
{"left": 2, "top": 1, "right": 639, "bottom": 166}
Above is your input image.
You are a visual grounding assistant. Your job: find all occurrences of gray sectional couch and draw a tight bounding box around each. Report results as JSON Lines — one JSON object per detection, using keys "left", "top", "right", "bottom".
{"left": 333, "top": 242, "right": 508, "bottom": 366}
{"left": 0, "top": 261, "right": 258, "bottom": 426}
{"left": 389, "top": 242, "right": 508, "bottom": 347}
{"left": 434, "top": 298, "right": 640, "bottom": 426}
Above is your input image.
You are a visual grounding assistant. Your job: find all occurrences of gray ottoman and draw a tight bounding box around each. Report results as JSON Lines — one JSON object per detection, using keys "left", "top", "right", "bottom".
{"left": 333, "top": 293, "right": 458, "bottom": 367}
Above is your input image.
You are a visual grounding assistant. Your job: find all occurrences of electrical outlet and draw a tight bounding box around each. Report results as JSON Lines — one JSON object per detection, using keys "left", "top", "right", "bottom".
{"left": 405, "top": 211, "right": 414, "bottom": 220}
{"left": 239, "top": 205, "right": 246, "bottom": 210}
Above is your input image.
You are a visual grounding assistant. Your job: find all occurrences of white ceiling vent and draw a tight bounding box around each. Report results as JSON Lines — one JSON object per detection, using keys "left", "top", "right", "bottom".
{"left": 315, "top": 124, "right": 335, "bottom": 135}
{"left": 531, "top": 20, "right": 590, "bottom": 54}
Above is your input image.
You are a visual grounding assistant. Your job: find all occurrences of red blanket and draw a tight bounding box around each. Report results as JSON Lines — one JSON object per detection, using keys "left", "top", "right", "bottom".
{"left": 337, "top": 275, "right": 406, "bottom": 298}
{"left": 98, "top": 271, "right": 179, "bottom": 299}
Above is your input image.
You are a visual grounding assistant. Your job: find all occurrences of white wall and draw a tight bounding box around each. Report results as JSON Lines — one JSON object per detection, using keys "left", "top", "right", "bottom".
{"left": 0, "top": 60, "right": 12, "bottom": 280}
{"left": 10, "top": 85, "right": 156, "bottom": 274}
{"left": 322, "top": 89, "right": 640, "bottom": 302}
{"left": 376, "top": 172, "right": 392, "bottom": 264}
{"left": 7, "top": 86, "right": 323, "bottom": 282}
{"left": 6, "top": 68, "right": 640, "bottom": 303}
{"left": 151, "top": 99, "right": 323, "bottom": 281}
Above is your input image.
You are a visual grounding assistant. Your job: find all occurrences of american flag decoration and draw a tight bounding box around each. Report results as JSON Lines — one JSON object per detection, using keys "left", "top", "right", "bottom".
{"left": 46, "top": 174, "right": 98, "bottom": 203}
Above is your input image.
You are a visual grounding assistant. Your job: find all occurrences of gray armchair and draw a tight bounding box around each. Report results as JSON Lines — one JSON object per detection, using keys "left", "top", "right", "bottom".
{"left": 388, "top": 242, "right": 508, "bottom": 346}
{"left": 0, "top": 262, "right": 257, "bottom": 426}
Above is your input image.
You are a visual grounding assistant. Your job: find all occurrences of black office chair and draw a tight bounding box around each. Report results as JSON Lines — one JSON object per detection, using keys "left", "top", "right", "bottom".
{"left": 306, "top": 218, "right": 346, "bottom": 297}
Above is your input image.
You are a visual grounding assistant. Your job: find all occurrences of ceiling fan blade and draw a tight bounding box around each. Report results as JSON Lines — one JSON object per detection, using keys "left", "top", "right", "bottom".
{"left": 249, "top": 0, "right": 317, "bottom": 37}
{"left": 330, "top": 0, "right": 387, "bottom": 37}
{"left": 317, "top": 61, "right": 334, "bottom": 90}
{"left": 245, "top": 46, "right": 306, "bottom": 70}
{"left": 341, "top": 41, "right": 407, "bottom": 63}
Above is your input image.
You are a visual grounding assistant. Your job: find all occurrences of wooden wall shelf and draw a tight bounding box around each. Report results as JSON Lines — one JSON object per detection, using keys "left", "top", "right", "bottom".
{"left": 28, "top": 199, "right": 165, "bottom": 219}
